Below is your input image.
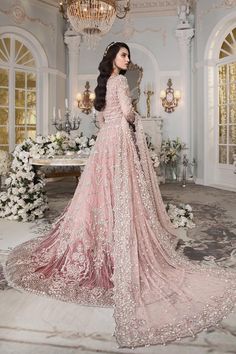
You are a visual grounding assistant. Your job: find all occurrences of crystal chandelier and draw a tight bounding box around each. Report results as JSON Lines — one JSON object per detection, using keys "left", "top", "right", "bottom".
{"left": 59, "top": 0, "right": 130, "bottom": 48}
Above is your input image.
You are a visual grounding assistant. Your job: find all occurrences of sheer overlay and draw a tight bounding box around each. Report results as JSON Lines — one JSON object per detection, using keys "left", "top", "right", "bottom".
{"left": 5, "top": 75, "right": 236, "bottom": 348}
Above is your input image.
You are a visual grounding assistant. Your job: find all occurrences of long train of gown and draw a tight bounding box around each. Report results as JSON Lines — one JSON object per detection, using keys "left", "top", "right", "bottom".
{"left": 4, "top": 75, "right": 236, "bottom": 348}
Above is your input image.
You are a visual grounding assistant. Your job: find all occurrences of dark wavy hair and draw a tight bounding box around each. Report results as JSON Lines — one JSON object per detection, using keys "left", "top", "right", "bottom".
{"left": 94, "top": 42, "right": 130, "bottom": 111}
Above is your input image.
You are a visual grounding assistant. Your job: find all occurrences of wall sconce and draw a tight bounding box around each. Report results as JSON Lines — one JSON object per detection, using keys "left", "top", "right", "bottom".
{"left": 77, "top": 81, "right": 95, "bottom": 115}
{"left": 160, "top": 79, "right": 181, "bottom": 113}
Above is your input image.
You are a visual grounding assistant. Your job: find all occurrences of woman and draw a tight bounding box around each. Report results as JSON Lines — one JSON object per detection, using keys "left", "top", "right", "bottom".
{"left": 5, "top": 42, "right": 236, "bottom": 348}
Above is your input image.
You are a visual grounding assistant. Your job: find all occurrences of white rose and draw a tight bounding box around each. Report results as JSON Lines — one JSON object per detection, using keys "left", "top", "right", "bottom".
{"left": 18, "top": 187, "right": 26, "bottom": 194}
{"left": 5, "top": 177, "right": 11, "bottom": 185}
{"left": 89, "top": 138, "right": 95, "bottom": 146}
{"left": 35, "top": 136, "right": 44, "bottom": 144}
{"left": 12, "top": 188, "right": 19, "bottom": 195}
{"left": 185, "top": 204, "right": 192, "bottom": 212}
{"left": 0, "top": 193, "right": 8, "bottom": 202}
{"left": 17, "top": 199, "right": 26, "bottom": 207}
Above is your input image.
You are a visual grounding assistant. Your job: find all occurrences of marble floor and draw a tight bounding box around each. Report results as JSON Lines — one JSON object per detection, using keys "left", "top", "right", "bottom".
{"left": 0, "top": 179, "right": 236, "bottom": 354}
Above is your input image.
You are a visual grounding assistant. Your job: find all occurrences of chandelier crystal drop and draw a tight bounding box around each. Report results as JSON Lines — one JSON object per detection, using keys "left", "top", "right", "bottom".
{"left": 59, "top": 0, "right": 130, "bottom": 48}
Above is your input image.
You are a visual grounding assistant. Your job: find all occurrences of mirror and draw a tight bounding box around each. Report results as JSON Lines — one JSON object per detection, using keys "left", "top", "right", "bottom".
{"left": 125, "top": 62, "right": 143, "bottom": 112}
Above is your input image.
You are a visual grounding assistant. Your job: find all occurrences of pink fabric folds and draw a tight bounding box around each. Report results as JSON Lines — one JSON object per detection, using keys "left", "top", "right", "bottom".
{"left": 5, "top": 75, "right": 236, "bottom": 348}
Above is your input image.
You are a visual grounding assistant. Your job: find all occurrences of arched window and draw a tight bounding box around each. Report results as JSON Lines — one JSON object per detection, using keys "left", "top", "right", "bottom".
{"left": 218, "top": 29, "right": 236, "bottom": 165}
{"left": 0, "top": 35, "right": 37, "bottom": 151}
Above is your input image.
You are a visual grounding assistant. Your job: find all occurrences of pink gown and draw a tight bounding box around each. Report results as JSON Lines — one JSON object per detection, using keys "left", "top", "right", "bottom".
{"left": 5, "top": 75, "right": 236, "bottom": 348}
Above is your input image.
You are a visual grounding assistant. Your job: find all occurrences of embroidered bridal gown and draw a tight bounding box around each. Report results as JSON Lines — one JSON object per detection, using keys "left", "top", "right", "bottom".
{"left": 5, "top": 75, "right": 236, "bottom": 348}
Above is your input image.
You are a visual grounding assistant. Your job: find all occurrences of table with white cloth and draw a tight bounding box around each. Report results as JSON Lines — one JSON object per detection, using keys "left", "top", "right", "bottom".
{"left": 31, "top": 155, "right": 88, "bottom": 181}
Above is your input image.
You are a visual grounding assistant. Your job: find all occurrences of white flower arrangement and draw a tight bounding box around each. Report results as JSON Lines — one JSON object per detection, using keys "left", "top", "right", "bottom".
{"left": 0, "top": 131, "right": 164, "bottom": 222}
{"left": 165, "top": 202, "right": 195, "bottom": 229}
{"left": 0, "top": 150, "right": 11, "bottom": 176}
{"left": 160, "top": 137, "right": 186, "bottom": 165}
{"left": 145, "top": 133, "right": 160, "bottom": 168}
{"left": 0, "top": 132, "right": 96, "bottom": 222}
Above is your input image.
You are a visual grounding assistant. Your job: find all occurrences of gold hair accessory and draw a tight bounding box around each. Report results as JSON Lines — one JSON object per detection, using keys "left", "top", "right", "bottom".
{"left": 103, "top": 42, "right": 116, "bottom": 57}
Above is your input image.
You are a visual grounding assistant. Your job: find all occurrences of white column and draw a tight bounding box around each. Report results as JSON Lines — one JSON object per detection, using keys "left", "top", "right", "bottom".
{"left": 175, "top": 28, "right": 194, "bottom": 160}
{"left": 64, "top": 31, "right": 81, "bottom": 110}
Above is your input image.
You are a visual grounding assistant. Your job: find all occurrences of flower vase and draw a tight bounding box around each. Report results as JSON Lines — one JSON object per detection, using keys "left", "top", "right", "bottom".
{"left": 171, "top": 165, "right": 177, "bottom": 181}
{"left": 165, "top": 164, "right": 177, "bottom": 182}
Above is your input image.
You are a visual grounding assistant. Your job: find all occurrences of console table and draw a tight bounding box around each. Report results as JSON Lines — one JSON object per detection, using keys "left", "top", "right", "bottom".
{"left": 31, "top": 155, "right": 88, "bottom": 180}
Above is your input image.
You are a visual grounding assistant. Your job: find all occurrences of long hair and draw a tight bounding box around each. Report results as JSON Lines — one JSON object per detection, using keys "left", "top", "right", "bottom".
{"left": 94, "top": 42, "right": 130, "bottom": 111}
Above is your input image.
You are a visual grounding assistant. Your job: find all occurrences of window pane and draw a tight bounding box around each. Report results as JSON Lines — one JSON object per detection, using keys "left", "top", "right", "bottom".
{"left": 15, "top": 109, "right": 26, "bottom": 125}
{"left": 221, "top": 41, "right": 232, "bottom": 56}
{"left": 219, "top": 85, "right": 227, "bottom": 105}
{"left": 0, "top": 68, "right": 8, "bottom": 86}
{"left": 229, "top": 145, "right": 236, "bottom": 164}
{"left": 27, "top": 73, "right": 36, "bottom": 89}
{"left": 225, "top": 33, "right": 234, "bottom": 45}
{"left": 229, "top": 105, "right": 236, "bottom": 124}
{"left": 15, "top": 126, "right": 26, "bottom": 144}
{"left": 219, "top": 105, "right": 227, "bottom": 124}
{"left": 229, "top": 83, "right": 236, "bottom": 102}
{"left": 15, "top": 89, "right": 25, "bottom": 107}
{"left": 229, "top": 125, "right": 236, "bottom": 144}
{"left": 0, "top": 88, "right": 8, "bottom": 105}
{"left": 219, "top": 50, "right": 227, "bottom": 59}
{"left": 15, "top": 71, "right": 26, "bottom": 89}
{"left": 219, "top": 125, "right": 227, "bottom": 144}
{"left": 27, "top": 91, "right": 36, "bottom": 108}
{"left": 15, "top": 41, "right": 35, "bottom": 67}
{"left": 0, "top": 126, "right": 8, "bottom": 144}
{"left": 219, "top": 65, "right": 227, "bottom": 85}
{"left": 229, "top": 63, "right": 236, "bottom": 83}
{"left": 27, "top": 109, "right": 36, "bottom": 124}
{"left": 0, "top": 38, "right": 10, "bottom": 62}
{"left": 219, "top": 145, "right": 227, "bottom": 164}
{"left": 0, "top": 108, "right": 8, "bottom": 124}
{"left": 27, "top": 126, "right": 36, "bottom": 140}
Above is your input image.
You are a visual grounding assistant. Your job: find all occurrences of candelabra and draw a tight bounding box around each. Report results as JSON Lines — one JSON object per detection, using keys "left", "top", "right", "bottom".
{"left": 144, "top": 89, "right": 154, "bottom": 118}
{"left": 52, "top": 106, "right": 80, "bottom": 134}
{"left": 92, "top": 109, "right": 100, "bottom": 129}
{"left": 160, "top": 79, "right": 181, "bottom": 113}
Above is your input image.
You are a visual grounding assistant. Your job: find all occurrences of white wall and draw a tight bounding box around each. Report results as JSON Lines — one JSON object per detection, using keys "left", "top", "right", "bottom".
{"left": 77, "top": 13, "right": 188, "bottom": 143}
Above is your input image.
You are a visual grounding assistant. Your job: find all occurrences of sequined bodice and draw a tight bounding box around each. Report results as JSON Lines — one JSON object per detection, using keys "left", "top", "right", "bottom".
{"left": 102, "top": 75, "right": 134, "bottom": 125}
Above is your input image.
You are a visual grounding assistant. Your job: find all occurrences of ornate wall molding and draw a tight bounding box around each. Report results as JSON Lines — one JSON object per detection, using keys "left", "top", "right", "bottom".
{"left": 37, "top": 0, "right": 196, "bottom": 15}
{"left": 112, "top": 26, "right": 167, "bottom": 47}
{"left": 0, "top": 1, "right": 55, "bottom": 40}
{"left": 175, "top": 28, "right": 195, "bottom": 47}
{"left": 197, "top": 0, "right": 236, "bottom": 29}
{"left": 130, "top": 0, "right": 196, "bottom": 16}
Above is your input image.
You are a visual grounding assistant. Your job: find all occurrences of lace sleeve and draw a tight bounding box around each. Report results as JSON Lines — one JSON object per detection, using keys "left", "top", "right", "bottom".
{"left": 97, "top": 111, "right": 104, "bottom": 128}
{"left": 117, "top": 75, "right": 135, "bottom": 123}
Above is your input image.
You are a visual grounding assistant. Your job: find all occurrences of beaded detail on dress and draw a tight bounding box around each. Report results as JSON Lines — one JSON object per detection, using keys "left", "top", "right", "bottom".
{"left": 4, "top": 74, "right": 236, "bottom": 348}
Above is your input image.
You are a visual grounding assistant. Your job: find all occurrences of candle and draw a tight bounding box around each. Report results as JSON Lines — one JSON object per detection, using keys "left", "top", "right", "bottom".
{"left": 77, "top": 93, "right": 82, "bottom": 101}
{"left": 53, "top": 106, "right": 56, "bottom": 120}
{"left": 58, "top": 108, "right": 62, "bottom": 120}
{"left": 65, "top": 98, "right": 68, "bottom": 109}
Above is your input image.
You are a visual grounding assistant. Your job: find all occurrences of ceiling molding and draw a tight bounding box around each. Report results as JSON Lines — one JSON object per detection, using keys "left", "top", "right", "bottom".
{"left": 36, "top": 0, "right": 196, "bottom": 16}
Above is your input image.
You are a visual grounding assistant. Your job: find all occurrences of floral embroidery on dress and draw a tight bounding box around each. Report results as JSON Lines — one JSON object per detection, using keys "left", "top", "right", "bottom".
{"left": 4, "top": 74, "right": 236, "bottom": 348}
